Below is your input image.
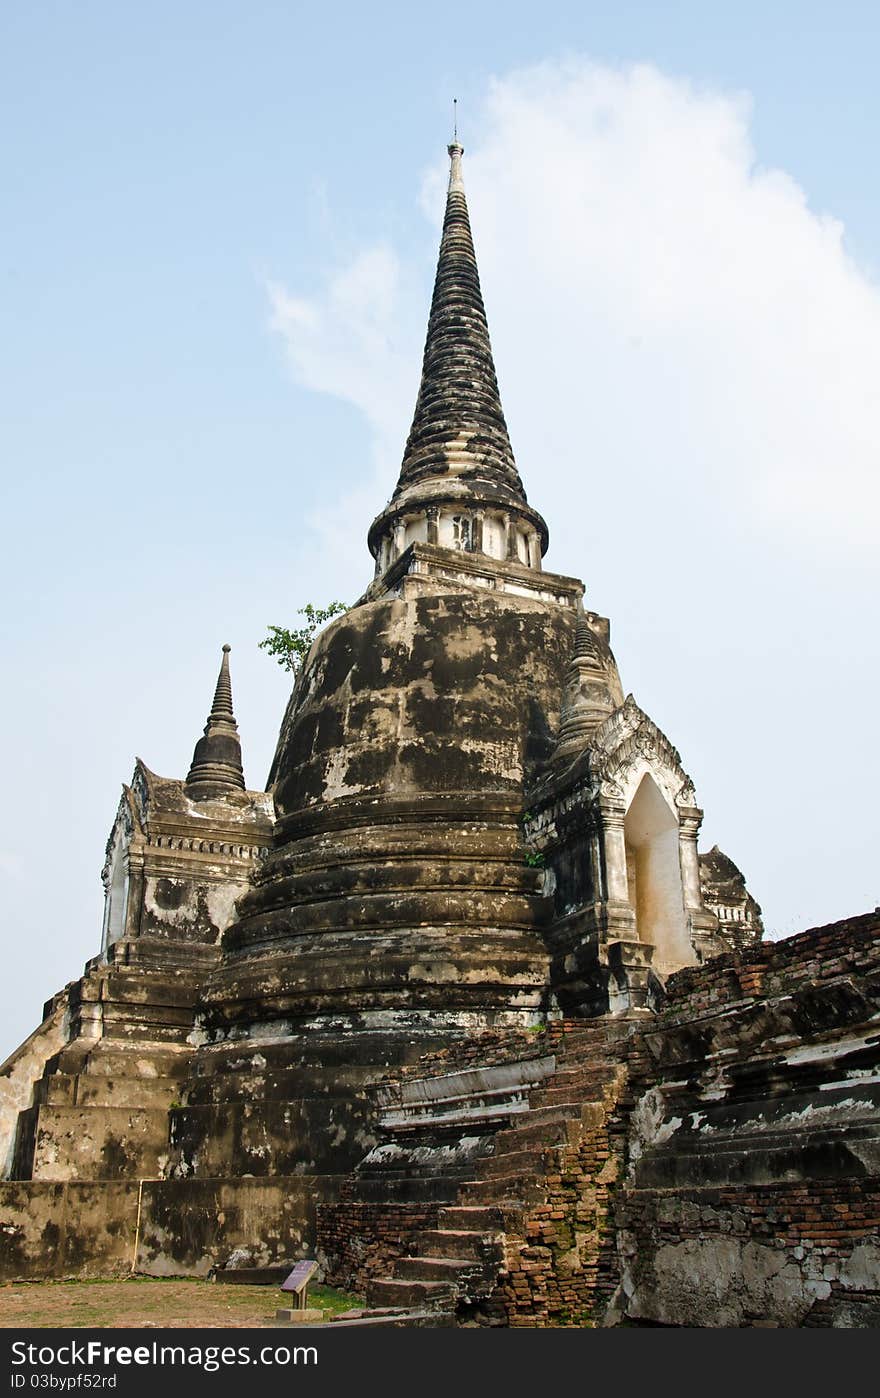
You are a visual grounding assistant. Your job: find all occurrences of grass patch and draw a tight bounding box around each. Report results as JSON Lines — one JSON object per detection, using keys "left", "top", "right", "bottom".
{"left": 0, "top": 1278, "right": 364, "bottom": 1329}
{"left": 308, "top": 1284, "right": 362, "bottom": 1318}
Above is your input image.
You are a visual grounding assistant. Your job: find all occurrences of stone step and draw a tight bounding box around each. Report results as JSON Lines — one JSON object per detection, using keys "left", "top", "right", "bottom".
{"left": 326, "top": 1310, "right": 455, "bottom": 1328}
{"left": 30, "top": 1105, "right": 171, "bottom": 1181}
{"left": 368, "top": 1279, "right": 455, "bottom": 1310}
{"left": 509, "top": 1102, "right": 583, "bottom": 1127}
{"left": 555, "top": 1044, "right": 614, "bottom": 1060}
{"left": 480, "top": 1146, "right": 558, "bottom": 1179}
{"left": 74, "top": 1048, "right": 192, "bottom": 1079}
{"left": 556, "top": 1028, "right": 615, "bottom": 1045}
{"left": 36, "top": 1072, "right": 179, "bottom": 1108}
{"left": 529, "top": 1084, "right": 611, "bottom": 1109}
{"left": 457, "top": 1173, "right": 544, "bottom": 1205}
{"left": 192, "top": 1031, "right": 425, "bottom": 1074}
{"left": 490, "top": 1117, "right": 574, "bottom": 1154}
{"left": 531, "top": 1064, "right": 603, "bottom": 1082}
{"left": 331, "top": 1307, "right": 415, "bottom": 1321}
{"left": 395, "top": 1256, "right": 475, "bottom": 1282}
{"left": 542, "top": 1073, "right": 618, "bottom": 1096}
{"left": 39, "top": 1075, "right": 77, "bottom": 1106}
{"left": 98, "top": 1020, "right": 196, "bottom": 1045}
{"left": 95, "top": 938, "right": 219, "bottom": 975}
{"left": 509, "top": 1101, "right": 608, "bottom": 1138}
{"left": 380, "top": 1105, "right": 528, "bottom": 1134}
{"left": 75, "top": 1077, "right": 182, "bottom": 1109}
{"left": 416, "top": 1229, "right": 497, "bottom": 1259}
{"left": 184, "top": 1065, "right": 379, "bottom": 1105}
{"left": 531, "top": 1073, "right": 615, "bottom": 1096}
{"left": 166, "top": 1098, "right": 377, "bottom": 1179}
{"left": 97, "top": 974, "right": 202, "bottom": 1009}
{"left": 556, "top": 1039, "right": 616, "bottom": 1055}
{"left": 532, "top": 1065, "right": 614, "bottom": 1089}
{"left": 438, "top": 1204, "right": 521, "bottom": 1232}
{"left": 346, "top": 1177, "right": 462, "bottom": 1204}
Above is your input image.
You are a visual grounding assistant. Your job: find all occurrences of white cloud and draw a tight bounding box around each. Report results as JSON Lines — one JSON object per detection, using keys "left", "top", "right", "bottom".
{"left": 269, "top": 58, "right": 880, "bottom": 561}
{"left": 469, "top": 59, "right": 879, "bottom": 555}
{"left": 267, "top": 245, "right": 424, "bottom": 579}
{"left": 0, "top": 852, "right": 24, "bottom": 882}
{"left": 267, "top": 244, "right": 419, "bottom": 473}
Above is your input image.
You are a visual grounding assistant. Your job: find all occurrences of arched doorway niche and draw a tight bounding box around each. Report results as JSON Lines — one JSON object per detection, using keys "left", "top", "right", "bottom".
{"left": 623, "top": 773, "right": 692, "bottom": 975}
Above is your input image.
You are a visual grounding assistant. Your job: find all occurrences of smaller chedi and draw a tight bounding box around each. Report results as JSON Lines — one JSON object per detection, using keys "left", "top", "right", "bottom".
{"left": 0, "top": 139, "right": 778, "bottom": 1305}
{"left": 99, "top": 646, "right": 273, "bottom": 970}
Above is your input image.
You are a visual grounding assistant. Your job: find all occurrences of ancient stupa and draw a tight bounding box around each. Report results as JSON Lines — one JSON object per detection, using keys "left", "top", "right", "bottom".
{"left": 9, "top": 144, "right": 873, "bottom": 1331}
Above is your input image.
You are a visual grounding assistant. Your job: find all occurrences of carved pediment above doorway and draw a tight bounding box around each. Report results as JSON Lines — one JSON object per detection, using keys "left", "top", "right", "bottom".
{"left": 588, "top": 695, "right": 699, "bottom": 815}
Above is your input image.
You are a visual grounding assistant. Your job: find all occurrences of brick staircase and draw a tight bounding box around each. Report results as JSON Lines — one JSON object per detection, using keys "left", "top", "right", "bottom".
{"left": 329, "top": 1022, "right": 627, "bottom": 1327}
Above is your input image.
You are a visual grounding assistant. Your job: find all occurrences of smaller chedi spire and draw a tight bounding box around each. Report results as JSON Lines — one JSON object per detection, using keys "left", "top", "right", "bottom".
{"left": 555, "top": 606, "right": 616, "bottom": 757}
{"left": 185, "top": 645, "right": 246, "bottom": 799}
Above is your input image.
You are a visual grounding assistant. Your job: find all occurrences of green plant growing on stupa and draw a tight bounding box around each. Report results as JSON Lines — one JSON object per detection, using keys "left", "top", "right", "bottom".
{"left": 259, "top": 602, "right": 349, "bottom": 674}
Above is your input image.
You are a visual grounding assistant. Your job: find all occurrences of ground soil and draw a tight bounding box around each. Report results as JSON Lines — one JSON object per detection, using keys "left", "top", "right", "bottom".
{"left": 0, "top": 1279, "right": 362, "bottom": 1329}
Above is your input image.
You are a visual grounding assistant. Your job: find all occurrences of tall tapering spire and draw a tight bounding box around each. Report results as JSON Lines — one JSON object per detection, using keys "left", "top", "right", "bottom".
{"left": 368, "top": 142, "right": 548, "bottom": 576}
{"left": 395, "top": 140, "right": 525, "bottom": 502}
{"left": 185, "top": 645, "right": 246, "bottom": 799}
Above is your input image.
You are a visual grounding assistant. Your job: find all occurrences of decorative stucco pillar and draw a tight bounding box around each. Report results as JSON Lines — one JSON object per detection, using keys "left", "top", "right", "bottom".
{"left": 527, "top": 530, "right": 541, "bottom": 570}
{"left": 678, "top": 809, "right": 704, "bottom": 911}
{"left": 100, "top": 877, "right": 112, "bottom": 951}
{"left": 601, "top": 802, "right": 629, "bottom": 905}
{"left": 471, "top": 509, "right": 484, "bottom": 553}
{"left": 425, "top": 506, "right": 438, "bottom": 546}
{"left": 124, "top": 846, "right": 145, "bottom": 940}
{"left": 502, "top": 512, "right": 517, "bottom": 562}
{"left": 393, "top": 520, "right": 406, "bottom": 560}
{"left": 589, "top": 830, "right": 604, "bottom": 904}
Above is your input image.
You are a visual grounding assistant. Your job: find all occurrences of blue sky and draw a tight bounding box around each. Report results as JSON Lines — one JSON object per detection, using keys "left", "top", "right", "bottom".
{"left": 2, "top": 1, "right": 879, "bottom": 1057}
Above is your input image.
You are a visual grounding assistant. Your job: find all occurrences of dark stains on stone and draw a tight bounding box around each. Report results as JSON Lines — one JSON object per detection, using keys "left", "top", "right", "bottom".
{"left": 154, "top": 879, "right": 186, "bottom": 911}
{"left": 40, "top": 1219, "right": 61, "bottom": 1257}
{"left": 523, "top": 696, "right": 555, "bottom": 777}
{"left": 100, "top": 1136, "right": 134, "bottom": 1179}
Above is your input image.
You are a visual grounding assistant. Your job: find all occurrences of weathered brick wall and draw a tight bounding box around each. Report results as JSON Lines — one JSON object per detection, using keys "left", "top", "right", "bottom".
{"left": 659, "top": 910, "right": 880, "bottom": 1018}
{"left": 616, "top": 1182, "right": 880, "bottom": 1327}
{"left": 615, "top": 910, "right": 880, "bottom": 1327}
{"left": 468, "top": 1023, "right": 628, "bottom": 1328}
{"left": 317, "top": 1200, "right": 441, "bottom": 1297}
{"left": 484, "top": 1108, "right": 624, "bottom": 1326}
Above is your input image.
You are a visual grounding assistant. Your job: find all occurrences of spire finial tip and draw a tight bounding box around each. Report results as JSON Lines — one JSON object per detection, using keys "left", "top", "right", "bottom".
{"left": 222, "top": 643, "right": 231, "bottom": 653}
{"left": 447, "top": 119, "right": 464, "bottom": 192}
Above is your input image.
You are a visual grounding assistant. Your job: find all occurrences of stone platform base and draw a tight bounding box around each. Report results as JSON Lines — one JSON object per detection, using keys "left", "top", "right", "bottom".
{"left": 0, "top": 1174, "right": 344, "bottom": 1282}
